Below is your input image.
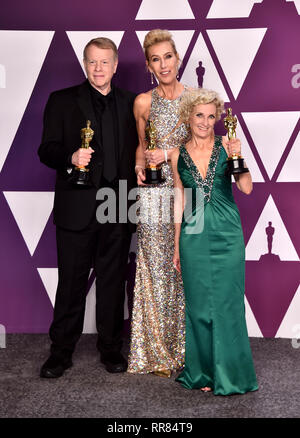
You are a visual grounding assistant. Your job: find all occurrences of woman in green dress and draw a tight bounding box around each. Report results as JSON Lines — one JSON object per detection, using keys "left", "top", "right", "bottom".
{"left": 171, "top": 88, "right": 258, "bottom": 395}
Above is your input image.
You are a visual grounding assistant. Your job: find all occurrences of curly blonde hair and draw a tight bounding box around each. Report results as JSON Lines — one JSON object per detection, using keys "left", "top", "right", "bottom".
{"left": 143, "top": 29, "right": 179, "bottom": 62}
{"left": 180, "top": 88, "right": 224, "bottom": 123}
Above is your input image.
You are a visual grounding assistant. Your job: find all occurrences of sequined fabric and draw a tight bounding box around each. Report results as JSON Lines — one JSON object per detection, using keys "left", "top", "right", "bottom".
{"left": 179, "top": 136, "right": 222, "bottom": 203}
{"left": 127, "top": 88, "right": 189, "bottom": 374}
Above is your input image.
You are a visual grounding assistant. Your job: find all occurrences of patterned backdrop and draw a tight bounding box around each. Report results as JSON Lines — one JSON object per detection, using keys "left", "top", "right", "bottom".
{"left": 0, "top": 0, "right": 299, "bottom": 338}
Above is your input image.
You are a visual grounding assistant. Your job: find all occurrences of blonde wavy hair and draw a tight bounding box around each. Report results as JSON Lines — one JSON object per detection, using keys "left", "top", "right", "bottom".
{"left": 143, "top": 29, "right": 179, "bottom": 62}
{"left": 180, "top": 88, "right": 224, "bottom": 123}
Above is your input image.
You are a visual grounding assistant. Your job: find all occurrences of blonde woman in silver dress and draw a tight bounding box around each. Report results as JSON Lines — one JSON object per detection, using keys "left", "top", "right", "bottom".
{"left": 127, "top": 29, "right": 189, "bottom": 377}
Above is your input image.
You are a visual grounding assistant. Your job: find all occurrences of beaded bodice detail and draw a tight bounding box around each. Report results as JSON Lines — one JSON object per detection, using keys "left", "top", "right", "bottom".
{"left": 148, "top": 87, "right": 189, "bottom": 150}
{"left": 179, "top": 135, "right": 223, "bottom": 203}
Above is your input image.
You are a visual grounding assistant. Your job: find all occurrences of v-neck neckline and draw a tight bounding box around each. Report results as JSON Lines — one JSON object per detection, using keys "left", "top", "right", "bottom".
{"left": 185, "top": 138, "right": 216, "bottom": 181}
{"left": 179, "top": 136, "right": 222, "bottom": 203}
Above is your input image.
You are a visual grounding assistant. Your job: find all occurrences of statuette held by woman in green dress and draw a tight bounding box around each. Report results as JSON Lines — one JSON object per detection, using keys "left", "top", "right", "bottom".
{"left": 223, "top": 107, "right": 249, "bottom": 175}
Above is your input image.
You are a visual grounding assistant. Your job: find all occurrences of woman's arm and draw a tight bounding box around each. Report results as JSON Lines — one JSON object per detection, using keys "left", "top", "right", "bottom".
{"left": 134, "top": 93, "right": 151, "bottom": 185}
{"left": 222, "top": 136, "right": 253, "bottom": 195}
{"left": 145, "top": 120, "right": 185, "bottom": 166}
{"left": 171, "top": 148, "right": 185, "bottom": 273}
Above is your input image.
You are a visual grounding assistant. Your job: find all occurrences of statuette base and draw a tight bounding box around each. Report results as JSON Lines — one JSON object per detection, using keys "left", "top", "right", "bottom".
{"left": 144, "top": 167, "right": 165, "bottom": 185}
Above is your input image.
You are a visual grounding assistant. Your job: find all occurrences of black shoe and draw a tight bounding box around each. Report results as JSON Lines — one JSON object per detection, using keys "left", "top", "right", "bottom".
{"left": 40, "top": 355, "right": 73, "bottom": 378}
{"left": 100, "top": 352, "right": 128, "bottom": 373}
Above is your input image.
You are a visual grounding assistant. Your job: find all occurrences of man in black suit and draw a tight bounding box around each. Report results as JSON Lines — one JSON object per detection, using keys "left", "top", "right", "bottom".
{"left": 38, "top": 37, "right": 138, "bottom": 378}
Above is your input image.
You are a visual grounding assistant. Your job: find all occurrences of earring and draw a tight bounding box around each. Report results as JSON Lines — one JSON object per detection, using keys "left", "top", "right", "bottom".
{"left": 177, "top": 62, "right": 180, "bottom": 80}
{"left": 151, "top": 72, "right": 154, "bottom": 85}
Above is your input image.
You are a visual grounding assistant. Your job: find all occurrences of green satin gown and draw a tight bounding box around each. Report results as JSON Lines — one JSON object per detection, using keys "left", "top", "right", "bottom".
{"left": 176, "top": 136, "right": 258, "bottom": 396}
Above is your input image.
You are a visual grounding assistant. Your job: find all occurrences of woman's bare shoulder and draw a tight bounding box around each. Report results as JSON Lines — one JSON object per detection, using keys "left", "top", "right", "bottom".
{"left": 134, "top": 91, "right": 152, "bottom": 118}
{"left": 134, "top": 90, "right": 152, "bottom": 106}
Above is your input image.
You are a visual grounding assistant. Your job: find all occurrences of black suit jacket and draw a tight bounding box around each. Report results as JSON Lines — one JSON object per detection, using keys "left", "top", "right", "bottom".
{"left": 38, "top": 80, "right": 138, "bottom": 231}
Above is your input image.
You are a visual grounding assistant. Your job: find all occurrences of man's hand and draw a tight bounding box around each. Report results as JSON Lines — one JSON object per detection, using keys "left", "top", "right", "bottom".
{"left": 71, "top": 147, "right": 94, "bottom": 167}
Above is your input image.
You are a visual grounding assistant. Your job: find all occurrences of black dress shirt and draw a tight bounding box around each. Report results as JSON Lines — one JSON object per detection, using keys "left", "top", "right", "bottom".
{"left": 89, "top": 84, "right": 119, "bottom": 184}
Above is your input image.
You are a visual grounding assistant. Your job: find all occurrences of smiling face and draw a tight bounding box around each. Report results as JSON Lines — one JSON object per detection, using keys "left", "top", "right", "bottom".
{"left": 146, "top": 41, "right": 179, "bottom": 85}
{"left": 84, "top": 44, "right": 118, "bottom": 94}
{"left": 189, "top": 103, "right": 217, "bottom": 140}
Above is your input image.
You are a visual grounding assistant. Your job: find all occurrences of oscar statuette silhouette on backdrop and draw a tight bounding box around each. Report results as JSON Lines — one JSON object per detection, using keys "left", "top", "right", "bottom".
{"left": 259, "top": 221, "right": 280, "bottom": 262}
{"left": 196, "top": 61, "right": 205, "bottom": 88}
{"left": 246, "top": 219, "right": 298, "bottom": 337}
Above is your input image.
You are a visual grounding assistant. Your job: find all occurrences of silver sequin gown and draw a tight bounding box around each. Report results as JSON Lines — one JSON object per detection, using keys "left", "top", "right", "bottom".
{"left": 128, "top": 88, "right": 189, "bottom": 374}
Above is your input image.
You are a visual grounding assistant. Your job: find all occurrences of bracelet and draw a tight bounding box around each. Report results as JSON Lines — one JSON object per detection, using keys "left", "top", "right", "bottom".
{"left": 164, "top": 149, "right": 168, "bottom": 163}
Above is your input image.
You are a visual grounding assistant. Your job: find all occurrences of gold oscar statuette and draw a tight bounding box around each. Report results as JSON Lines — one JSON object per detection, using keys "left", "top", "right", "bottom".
{"left": 223, "top": 108, "right": 249, "bottom": 175}
{"left": 70, "top": 120, "right": 94, "bottom": 186}
{"left": 144, "top": 120, "right": 165, "bottom": 184}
